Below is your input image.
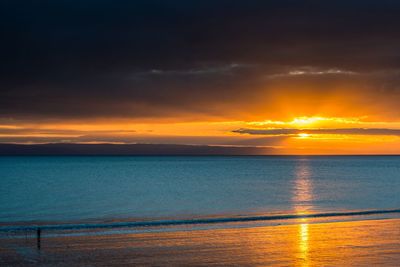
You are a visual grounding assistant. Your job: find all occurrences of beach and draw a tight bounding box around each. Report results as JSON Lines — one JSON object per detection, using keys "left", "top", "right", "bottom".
{"left": 1, "top": 216, "right": 400, "bottom": 266}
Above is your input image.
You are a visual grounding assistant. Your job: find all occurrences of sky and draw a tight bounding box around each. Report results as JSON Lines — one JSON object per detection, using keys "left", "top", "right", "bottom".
{"left": 1, "top": 0, "right": 400, "bottom": 154}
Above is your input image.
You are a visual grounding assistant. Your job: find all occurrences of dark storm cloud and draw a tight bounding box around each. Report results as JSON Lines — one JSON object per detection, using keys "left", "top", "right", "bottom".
{"left": 1, "top": 0, "right": 400, "bottom": 119}
{"left": 233, "top": 128, "right": 400, "bottom": 136}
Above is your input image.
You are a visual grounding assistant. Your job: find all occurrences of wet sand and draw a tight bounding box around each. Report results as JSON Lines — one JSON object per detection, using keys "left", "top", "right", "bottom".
{"left": 1, "top": 218, "right": 400, "bottom": 266}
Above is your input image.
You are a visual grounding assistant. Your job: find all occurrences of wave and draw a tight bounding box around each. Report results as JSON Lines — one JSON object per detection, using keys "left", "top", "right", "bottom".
{"left": 1, "top": 208, "right": 399, "bottom": 233}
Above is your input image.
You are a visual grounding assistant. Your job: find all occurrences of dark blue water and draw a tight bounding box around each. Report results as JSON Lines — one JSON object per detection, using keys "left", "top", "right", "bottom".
{"left": 0, "top": 156, "right": 399, "bottom": 223}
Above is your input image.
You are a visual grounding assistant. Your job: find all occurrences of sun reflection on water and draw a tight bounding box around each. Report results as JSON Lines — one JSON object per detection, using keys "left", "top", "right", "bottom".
{"left": 293, "top": 158, "right": 314, "bottom": 267}
{"left": 298, "top": 221, "right": 310, "bottom": 267}
{"left": 293, "top": 159, "right": 313, "bottom": 213}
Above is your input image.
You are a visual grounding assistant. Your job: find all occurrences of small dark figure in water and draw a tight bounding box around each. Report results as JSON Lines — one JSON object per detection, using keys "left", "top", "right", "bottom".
{"left": 37, "top": 228, "right": 41, "bottom": 250}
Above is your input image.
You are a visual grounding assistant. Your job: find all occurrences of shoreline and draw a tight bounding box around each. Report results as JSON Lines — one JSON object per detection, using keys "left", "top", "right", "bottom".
{"left": 1, "top": 209, "right": 399, "bottom": 240}
{"left": 1, "top": 217, "right": 400, "bottom": 266}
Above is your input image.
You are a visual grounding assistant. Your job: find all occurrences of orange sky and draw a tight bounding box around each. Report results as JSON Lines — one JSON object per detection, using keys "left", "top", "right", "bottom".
{"left": 2, "top": 78, "right": 400, "bottom": 154}
{"left": 2, "top": 114, "right": 400, "bottom": 154}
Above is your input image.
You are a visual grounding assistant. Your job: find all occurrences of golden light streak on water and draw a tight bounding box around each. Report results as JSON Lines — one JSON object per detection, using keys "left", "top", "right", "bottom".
{"left": 293, "top": 158, "right": 314, "bottom": 267}
{"left": 299, "top": 222, "right": 310, "bottom": 267}
{"left": 293, "top": 158, "right": 313, "bottom": 213}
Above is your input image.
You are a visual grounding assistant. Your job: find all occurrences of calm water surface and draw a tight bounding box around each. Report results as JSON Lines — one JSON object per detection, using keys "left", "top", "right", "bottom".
{"left": 0, "top": 156, "right": 399, "bottom": 222}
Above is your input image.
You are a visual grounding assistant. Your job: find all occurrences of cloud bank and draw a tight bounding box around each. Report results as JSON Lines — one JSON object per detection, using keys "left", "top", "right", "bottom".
{"left": 1, "top": 1, "right": 400, "bottom": 121}
{"left": 233, "top": 128, "right": 400, "bottom": 136}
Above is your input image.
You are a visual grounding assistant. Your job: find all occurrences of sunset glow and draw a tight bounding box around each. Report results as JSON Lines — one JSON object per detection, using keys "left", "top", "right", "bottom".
{"left": 1, "top": 114, "right": 400, "bottom": 154}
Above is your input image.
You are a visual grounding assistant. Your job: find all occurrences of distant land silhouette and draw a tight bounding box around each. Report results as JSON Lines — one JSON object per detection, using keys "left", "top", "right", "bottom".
{"left": 0, "top": 143, "right": 272, "bottom": 156}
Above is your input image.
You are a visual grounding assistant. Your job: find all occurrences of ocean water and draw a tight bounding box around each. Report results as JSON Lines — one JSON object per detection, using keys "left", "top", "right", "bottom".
{"left": 0, "top": 156, "right": 399, "bottom": 223}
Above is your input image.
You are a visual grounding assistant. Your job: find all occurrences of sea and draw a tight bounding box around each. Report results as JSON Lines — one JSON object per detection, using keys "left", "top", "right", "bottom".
{"left": 0, "top": 156, "right": 399, "bottom": 224}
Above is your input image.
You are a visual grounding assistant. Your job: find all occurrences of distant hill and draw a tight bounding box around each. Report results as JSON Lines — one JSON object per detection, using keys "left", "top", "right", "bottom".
{"left": 0, "top": 143, "right": 272, "bottom": 156}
